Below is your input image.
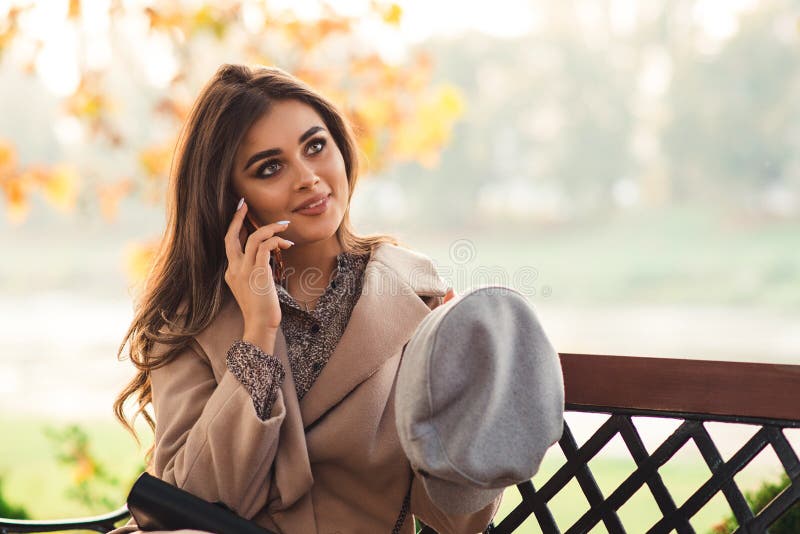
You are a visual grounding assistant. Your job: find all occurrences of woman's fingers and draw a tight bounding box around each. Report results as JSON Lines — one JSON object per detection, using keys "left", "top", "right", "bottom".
{"left": 224, "top": 200, "right": 249, "bottom": 265}
{"left": 222, "top": 202, "right": 286, "bottom": 330}
{"left": 243, "top": 220, "right": 291, "bottom": 265}
{"left": 254, "top": 235, "right": 294, "bottom": 271}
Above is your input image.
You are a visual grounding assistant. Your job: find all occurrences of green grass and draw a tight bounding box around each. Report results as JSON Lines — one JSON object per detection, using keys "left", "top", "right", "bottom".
{"left": 0, "top": 416, "right": 778, "bottom": 532}
{"left": 0, "top": 416, "right": 151, "bottom": 519}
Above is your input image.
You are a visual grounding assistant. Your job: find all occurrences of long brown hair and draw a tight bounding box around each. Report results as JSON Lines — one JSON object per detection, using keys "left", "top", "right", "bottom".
{"left": 114, "top": 64, "right": 402, "bottom": 461}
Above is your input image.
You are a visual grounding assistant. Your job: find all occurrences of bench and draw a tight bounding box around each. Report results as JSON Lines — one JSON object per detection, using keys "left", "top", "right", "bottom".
{"left": 2, "top": 353, "right": 798, "bottom": 533}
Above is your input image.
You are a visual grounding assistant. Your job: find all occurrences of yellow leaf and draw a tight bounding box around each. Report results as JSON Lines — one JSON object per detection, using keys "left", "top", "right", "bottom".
{"left": 192, "top": 5, "right": 228, "bottom": 39}
{"left": 124, "top": 239, "right": 160, "bottom": 287}
{"left": 42, "top": 164, "right": 80, "bottom": 211}
{"left": 357, "top": 133, "right": 381, "bottom": 172}
{"left": 0, "top": 26, "right": 17, "bottom": 54}
{"left": 390, "top": 84, "right": 465, "bottom": 167}
{"left": 357, "top": 97, "right": 393, "bottom": 128}
{"left": 66, "top": 77, "right": 107, "bottom": 120}
{"left": 436, "top": 84, "right": 465, "bottom": 116}
{"left": 382, "top": 3, "right": 402, "bottom": 25}
{"left": 139, "top": 143, "right": 173, "bottom": 179}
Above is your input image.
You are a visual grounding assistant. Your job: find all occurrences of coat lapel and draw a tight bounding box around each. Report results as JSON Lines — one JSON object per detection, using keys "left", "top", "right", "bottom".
{"left": 298, "top": 243, "right": 448, "bottom": 429}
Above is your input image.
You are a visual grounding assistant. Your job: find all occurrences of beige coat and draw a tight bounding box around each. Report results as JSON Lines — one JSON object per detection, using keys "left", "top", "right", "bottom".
{"left": 112, "top": 243, "right": 502, "bottom": 534}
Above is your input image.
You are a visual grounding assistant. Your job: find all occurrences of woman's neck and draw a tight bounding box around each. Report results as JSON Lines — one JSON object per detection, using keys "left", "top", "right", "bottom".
{"left": 279, "top": 235, "right": 344, "bottom": 303}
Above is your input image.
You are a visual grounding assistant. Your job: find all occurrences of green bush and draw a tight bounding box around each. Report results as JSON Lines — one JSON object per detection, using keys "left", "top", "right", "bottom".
{"left": 0, "top": 476, "right": 29, "bottom": 519}
{"left": 710, "top": 473, "right": 800, "bottom": 533}
{"left": 44, "top": 424, "right": 145, "bottom": 513}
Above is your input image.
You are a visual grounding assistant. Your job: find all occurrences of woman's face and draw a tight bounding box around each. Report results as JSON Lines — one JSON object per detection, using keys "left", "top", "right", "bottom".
{"left": 231, "top": 99, "right": 349, "bottom": 246}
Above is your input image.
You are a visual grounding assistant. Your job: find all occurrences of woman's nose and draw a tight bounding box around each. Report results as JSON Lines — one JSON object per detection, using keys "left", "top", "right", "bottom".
{"left": 294, "top": 161, "right": 319, "bottom": 189}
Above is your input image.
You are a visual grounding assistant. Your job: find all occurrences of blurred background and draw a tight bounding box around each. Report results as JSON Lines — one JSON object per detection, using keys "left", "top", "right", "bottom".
{"left": 0, "top": 0, "right": 798, "bottom": 531}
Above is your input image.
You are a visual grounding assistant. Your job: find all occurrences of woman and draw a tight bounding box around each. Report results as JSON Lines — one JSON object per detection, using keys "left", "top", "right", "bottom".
{"left": 111, "top": 64, "right": 502, "bottom": 534}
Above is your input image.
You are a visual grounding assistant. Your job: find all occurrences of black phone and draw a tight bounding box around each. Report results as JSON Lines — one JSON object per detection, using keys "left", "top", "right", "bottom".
{"left": 242, "top": 205, "right": 283, "bottom": 282}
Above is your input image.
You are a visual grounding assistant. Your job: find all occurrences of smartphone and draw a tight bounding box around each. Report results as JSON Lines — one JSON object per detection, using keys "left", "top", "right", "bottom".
{"left": 242, "top": 205, "right": 284, "bottom": 283}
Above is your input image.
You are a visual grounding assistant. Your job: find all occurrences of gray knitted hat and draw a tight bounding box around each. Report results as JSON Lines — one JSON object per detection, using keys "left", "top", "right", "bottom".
{"left": 395, "top": 285, "right": 564, "bottom": 515}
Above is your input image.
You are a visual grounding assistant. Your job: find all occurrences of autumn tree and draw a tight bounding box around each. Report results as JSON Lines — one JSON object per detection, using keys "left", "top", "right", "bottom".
{"left": 0, "top": 0, "right": 463, "bottom": 282}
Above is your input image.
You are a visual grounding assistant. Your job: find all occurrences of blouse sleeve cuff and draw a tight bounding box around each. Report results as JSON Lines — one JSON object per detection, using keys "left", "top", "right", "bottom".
{"left": 225, "top": 339, "right": 286, "bottom": 420}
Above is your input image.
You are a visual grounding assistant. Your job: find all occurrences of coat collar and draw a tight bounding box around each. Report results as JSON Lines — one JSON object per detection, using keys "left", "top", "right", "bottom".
{"left": 298, "top": 242, "right": 448, "bottom": 428}
{"left": 197, "top": 242, "right": 448, "bottom": 429}
{"left": 368, "top": 241, "right": 450, "bottom": 297}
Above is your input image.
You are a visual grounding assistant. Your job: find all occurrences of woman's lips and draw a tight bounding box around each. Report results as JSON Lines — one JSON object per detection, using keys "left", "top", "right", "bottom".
{"left": 294, "top": 193, "right": 331, "bottom": 215}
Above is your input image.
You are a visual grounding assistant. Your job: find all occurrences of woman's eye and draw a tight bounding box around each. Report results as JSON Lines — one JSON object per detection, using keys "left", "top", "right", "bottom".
{"left": 257, "top": 160, "right": 282, "bottom": 177}
{"left": 307, "top": 138, "right": 326, "bottom": 155}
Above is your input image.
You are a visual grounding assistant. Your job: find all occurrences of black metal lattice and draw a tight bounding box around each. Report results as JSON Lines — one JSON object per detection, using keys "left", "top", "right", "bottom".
{"left": 468, "top": 407, "right": 800, "bottom": 534}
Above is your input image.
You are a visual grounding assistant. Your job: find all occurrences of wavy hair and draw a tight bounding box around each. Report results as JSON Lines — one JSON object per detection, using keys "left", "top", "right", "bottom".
{"left": 113, "top": 64, "right": 402, "bottom": 462}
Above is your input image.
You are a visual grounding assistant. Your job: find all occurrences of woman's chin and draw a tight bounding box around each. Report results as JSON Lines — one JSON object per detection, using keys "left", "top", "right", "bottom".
{"left": 290, "top": 226, "right": 340, "bottom": 246}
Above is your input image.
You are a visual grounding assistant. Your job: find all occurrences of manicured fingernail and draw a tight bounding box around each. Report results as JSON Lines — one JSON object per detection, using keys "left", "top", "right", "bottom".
{"left": 276, "top": 220, "right": 290, "bottom": 225}
{"left": 236, "top": 197, "right": 244, "bottom": 210}
{"left": 285, "top": 239, "right": 294, "bottom": 245}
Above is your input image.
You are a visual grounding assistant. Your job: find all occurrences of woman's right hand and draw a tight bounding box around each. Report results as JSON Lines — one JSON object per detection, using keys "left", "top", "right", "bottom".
{"left": 224, "top": 200, "right": 294, "bottom": 332}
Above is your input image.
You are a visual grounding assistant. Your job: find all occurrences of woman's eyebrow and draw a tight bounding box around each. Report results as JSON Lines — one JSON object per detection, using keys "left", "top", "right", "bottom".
{"left": 243, "top": 125, "right": 327, "bottom": 171}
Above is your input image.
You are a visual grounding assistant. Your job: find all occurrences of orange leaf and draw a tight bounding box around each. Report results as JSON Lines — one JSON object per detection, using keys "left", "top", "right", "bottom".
{"left": 154, "top": 97, "right": 191, "bottom": 122}
{"left": 96, "top": 178, "right": 134, "bottom": 222}
{"left": 19, "top": 166, "right": 50, "bottom": 187}
{"left": 0, "top": 139, "right": 17, "bottom": 176}
{"left": 68, "top": 0, "right": 81, "bottom": 20}
{"left": 2, "top": 175, "right": 30, "bottom": 224}
{"left": 73, "top": 455, "right": 95, "bottom": 484}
